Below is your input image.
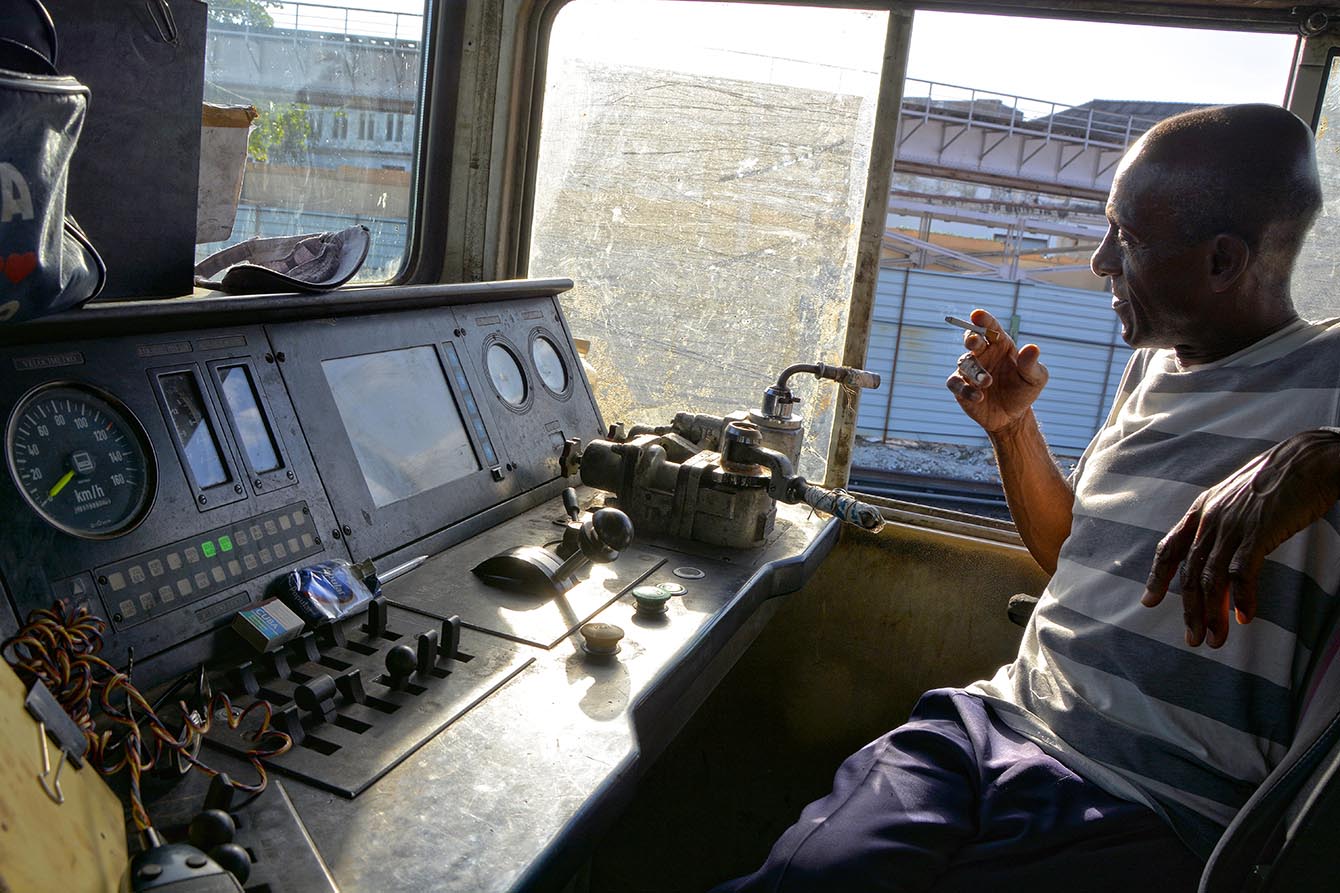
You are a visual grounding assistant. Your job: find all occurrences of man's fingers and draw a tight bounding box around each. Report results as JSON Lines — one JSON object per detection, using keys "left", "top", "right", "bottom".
{"left": 1144, "top": 516, "right": 1196, "bottom": 606}
{"left": 968, "top": 308, "right": 1004, "bottom": 340}
{"left": 1181, "top": 575, "right": 1207, "bottom": 647}
{"left": 945, "top": 373, "right": 983, "bottom": 403}
{"left": 956, "top": 352, "right": 991, "bottom": 387}
{"left": 1200, "top": 536, "right": 1240, "bottom": 648}
{"left": 1204, "top": 585, "right": 1231, "bottom": 648}
{"left": 1228, "top": 537, "right": 1264, "bottom": 625}
{"left": 1015, "top": 344, "right": 1049, "bottom": 387}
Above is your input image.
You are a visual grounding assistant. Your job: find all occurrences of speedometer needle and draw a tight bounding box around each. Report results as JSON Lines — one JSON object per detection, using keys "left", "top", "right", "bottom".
{"left": 48, "top": 469, "right": 75, "bottom": 498}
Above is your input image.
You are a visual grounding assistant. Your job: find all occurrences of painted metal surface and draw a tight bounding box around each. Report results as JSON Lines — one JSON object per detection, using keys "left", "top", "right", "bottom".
{"left": 858, "top": 268, "right": 1130, "bottom": 456}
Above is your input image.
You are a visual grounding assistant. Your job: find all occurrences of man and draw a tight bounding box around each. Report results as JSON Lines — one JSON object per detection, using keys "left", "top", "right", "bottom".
{"left": 713, "top": 104, "right": 1340, "bottom": 892}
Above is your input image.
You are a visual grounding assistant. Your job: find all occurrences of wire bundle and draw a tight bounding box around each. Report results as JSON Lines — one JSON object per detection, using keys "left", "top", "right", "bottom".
{"left": 3, "top": 600, "right": 292, "bottom": 831}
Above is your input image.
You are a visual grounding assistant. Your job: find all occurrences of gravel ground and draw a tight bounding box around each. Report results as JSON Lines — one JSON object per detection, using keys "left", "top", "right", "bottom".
{"left": 852, "top": 437, "right": 1079, "bottom": 484}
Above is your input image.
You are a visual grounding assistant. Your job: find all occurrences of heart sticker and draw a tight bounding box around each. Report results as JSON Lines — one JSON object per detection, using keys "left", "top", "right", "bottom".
{"left": 4, "top": 252, "right": 37, "bottom": 284}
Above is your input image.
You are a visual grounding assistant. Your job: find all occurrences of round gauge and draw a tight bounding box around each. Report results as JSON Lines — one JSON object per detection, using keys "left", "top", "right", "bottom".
{"left": 5, "top": 383, "right": 155, "bottom": 539}
{"left": 531, "top": 334, "right": 569, "bottom": 396}
{"left": 486, "top": 342, "right": 528, "bottom": 407}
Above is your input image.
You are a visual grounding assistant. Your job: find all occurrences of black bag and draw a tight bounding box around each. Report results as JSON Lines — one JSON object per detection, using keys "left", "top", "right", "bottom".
{"left": 46, "top": 0, "right": 207, "bottom": 301}
{"left": 0, "top": 0, "right": 105, "bottom": 324}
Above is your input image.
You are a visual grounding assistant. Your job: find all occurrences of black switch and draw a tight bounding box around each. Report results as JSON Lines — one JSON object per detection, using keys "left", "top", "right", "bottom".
{"left": 262, "top": 649, "right": 291, "bottom": 680}
{"left": 335, "top": 668, "right": 366, "bottom": 705}
{"left": 416, "top": 630, "right": 439, "bottom": 676}
{"left": 365, "top": 596, "right": 388, "bottom": 638}
{"left": 440, "top": 615, "right": 462, "bottom": 662}
{"left": 203, "top": 773, "right": 236, "bottom": 813}
{"left": 318, "top": 619, "right": 346, "bottom": 650}
{"left": 272, "top": 705, "right": 305, "bottom": 747}
{"left": 295, "top": 632, "right": 321, "bottom": 665}
{"left": 230, "top": 662, "right": 259, "bottom": 697}
{"left": 295, "top": 674, "right": 338, "bottom": 725}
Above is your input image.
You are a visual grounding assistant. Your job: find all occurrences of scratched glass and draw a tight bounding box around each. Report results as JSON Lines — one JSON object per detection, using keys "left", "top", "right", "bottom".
{"left": 527, "top": 0, "right": 888, "bottom": 481}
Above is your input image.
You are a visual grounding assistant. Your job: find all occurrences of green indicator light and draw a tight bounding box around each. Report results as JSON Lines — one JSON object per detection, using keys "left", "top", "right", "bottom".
{"left": 201, "top": 541, "right": 217, "bottom": 558}
{"left": 219, "top": 535, "right": 234, "bottom": 553}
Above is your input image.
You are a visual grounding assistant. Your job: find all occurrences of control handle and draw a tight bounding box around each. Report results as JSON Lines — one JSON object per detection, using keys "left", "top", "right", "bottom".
{"left": 798, "top": 484, "right": 885, "bottom": 533}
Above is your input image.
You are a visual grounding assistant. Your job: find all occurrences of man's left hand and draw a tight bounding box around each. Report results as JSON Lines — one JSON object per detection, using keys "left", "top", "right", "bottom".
{"left": 1143, "top": 429, "right": 1340, "bottom": 648}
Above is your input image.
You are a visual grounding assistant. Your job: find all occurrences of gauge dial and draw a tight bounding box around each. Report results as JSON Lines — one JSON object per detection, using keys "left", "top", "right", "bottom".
{"left": 531, "top": 334, "right": 569, "bottom": 396}
{"left": 6, "top": 383, "right": 155, "bottom": 539}
{"left": 486, "top": 342, "right": 528, "bottom": 407}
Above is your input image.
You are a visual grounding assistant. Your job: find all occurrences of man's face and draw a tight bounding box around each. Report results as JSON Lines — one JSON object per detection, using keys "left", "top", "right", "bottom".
{"left": 1090, "top": 159, "right": 1216, "bottom": 350}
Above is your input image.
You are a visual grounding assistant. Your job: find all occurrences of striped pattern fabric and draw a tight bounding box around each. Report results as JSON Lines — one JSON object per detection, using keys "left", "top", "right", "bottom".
{"left": 969, "top": 318, "right": 1340, "bottom": 859}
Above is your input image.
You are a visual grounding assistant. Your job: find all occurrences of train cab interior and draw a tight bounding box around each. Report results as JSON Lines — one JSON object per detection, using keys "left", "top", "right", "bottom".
{"left": 2, "top": 0, "right": 1340, "bottom": 890}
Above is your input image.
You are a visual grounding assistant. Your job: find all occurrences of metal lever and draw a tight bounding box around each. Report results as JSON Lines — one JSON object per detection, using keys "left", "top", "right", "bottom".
{"left": 562, "top": 487, "right": 581, "bottom": 521}
{"left": 761, "top": 363, "right": 882, "bottom": 421}
{"left": 724, "top": 424, "right": 885, "bottom": 533}
{"left": 797, "top": 484, "right": 885, "bottom": 532}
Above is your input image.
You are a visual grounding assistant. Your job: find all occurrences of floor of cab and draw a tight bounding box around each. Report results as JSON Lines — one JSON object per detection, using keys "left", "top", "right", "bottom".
{"left": 581, "top": 521, "right": 1044, "bottom": 892}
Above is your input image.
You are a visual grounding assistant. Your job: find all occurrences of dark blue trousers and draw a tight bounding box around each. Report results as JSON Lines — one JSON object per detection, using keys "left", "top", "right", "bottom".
{"left": 712, "top": 689, "right": 1204, "bottom": 893}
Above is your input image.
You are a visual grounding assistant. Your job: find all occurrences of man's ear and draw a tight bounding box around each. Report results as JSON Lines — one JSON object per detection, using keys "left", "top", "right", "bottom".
{"left": 1209, "top": 233, "right": 1250, "bottom": 291}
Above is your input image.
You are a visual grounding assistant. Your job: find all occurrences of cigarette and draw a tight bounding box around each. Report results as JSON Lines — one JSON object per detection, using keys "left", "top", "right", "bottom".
{"left": 945, "top": 315, "right": 990, "bottom": 341}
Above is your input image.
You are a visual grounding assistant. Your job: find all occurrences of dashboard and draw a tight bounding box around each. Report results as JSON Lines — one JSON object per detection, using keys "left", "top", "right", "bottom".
{"left": 0, "top": 280, "right": 835, "bottom": 892}
{"left": 0, "top": 283, "right": 595, "bottom": 669}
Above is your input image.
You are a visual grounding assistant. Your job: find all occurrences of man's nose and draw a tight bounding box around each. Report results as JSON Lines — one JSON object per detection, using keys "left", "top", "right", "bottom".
{"left": 1091, "top": 230, "right": 1120, "bottom": 278}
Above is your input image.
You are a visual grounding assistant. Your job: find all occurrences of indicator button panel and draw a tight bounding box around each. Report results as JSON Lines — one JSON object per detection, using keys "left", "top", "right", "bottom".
{"left": 96, "top": 502, "right": 323, "bottom": 629}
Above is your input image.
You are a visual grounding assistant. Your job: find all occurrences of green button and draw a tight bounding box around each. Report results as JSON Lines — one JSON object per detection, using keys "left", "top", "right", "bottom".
{"left": 201, "top": 541, "right": 217, "bottom": 558}
{"left": 632, "top": 585, "right": 670, "bottom": 614}
{"left": 219, "top": 535, "right": 234, "bottom": 553}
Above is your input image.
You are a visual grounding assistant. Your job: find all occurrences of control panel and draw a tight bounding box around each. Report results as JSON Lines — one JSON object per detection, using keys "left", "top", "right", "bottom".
{"left": 0, "top": 283, "right": 600, "bottom": 671}
{"left": 0, "top": 282, "right": 840, "bottom": 893}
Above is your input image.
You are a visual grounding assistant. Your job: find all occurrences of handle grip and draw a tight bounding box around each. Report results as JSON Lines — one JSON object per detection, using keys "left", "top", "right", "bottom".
{"left": 799, "top": 484, "right": 885, "bottom": 532}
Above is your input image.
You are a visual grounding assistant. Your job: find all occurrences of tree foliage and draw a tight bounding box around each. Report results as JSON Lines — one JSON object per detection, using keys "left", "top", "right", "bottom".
{"left": 248, "top": 102, "right": 316, "bottom": 165}
{"left": 208, "top": 0, "right": 281, "bottom": 27}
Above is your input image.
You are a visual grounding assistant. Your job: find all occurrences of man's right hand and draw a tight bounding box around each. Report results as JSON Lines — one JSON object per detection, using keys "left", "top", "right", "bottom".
{"left": 944, "top": 309, "right": 1049, "bottom": 434}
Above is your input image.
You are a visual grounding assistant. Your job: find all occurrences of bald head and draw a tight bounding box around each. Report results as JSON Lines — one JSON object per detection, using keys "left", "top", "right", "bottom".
{"left": 1119, "top": 104, "right": 1322, "bottom": 280}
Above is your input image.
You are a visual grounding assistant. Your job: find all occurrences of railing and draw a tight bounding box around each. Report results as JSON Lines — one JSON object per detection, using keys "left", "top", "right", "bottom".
{"left": 900, "top": 78, "right": 1169, "bottom": 150}
{"left": 227, "top": 1, "right": 425, "bottom": 42}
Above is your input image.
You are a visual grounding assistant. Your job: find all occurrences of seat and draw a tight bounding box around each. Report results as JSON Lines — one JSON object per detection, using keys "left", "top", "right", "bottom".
{"left": 1199, "top": 622, "right": 1340, "bottom": 892}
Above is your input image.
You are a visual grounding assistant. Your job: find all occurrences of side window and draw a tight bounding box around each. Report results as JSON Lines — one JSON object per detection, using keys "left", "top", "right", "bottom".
{"left": 200, "top": 1, "right": 427, "bottom": 282}
{"left": 527, "top": 0, "right": 890, "bottom": 480}
{"left": 1294, "top": 50, "right": 1340, "bottom": 323}
{"left": 853, "top": 13, "right": 1296, "bottom": 512}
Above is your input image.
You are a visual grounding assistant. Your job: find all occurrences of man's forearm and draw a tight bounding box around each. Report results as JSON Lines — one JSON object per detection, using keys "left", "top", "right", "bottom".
{"left": 989, "top": 409, "right": 1073, "bottom": 574}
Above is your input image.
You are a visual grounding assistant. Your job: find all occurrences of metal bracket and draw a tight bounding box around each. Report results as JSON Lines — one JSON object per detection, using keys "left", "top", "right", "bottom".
{"left": 24, "top": 679, "right": 89, "bottom": 806}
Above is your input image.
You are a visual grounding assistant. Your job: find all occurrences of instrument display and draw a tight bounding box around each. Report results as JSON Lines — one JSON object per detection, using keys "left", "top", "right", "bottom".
{"left": 530, "top": 333, "right": 569, "bottom": 396}
{"left": 5, "top": 382, "right": 155, "bottom": 539}
{"left": 322, "top": 346, "right": 480, "bottom": 508}
{"left": 486, "top": 341, "right": 528, "bottom": 407}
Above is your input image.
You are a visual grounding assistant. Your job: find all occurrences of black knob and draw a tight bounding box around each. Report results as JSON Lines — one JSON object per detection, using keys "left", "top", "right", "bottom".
{"left": 562, "top": 487, "right": 581, "bottom": 521}
{"left": 295, "top": 674, "right": 338, "bottom": 724}
{"left": 295, "top": 674, "right": 337, "bottom": 714}
{"left": 187, "top": 809, "right": 235, "bottom": 851}
{"left": 385, "top": 644, "right": 417, "bottom": 682}
{"left": 591, "top": 507, "right": 633, "bottom": 552}
{"left": 209, "top": 842, "right": 252, "bottom": 886}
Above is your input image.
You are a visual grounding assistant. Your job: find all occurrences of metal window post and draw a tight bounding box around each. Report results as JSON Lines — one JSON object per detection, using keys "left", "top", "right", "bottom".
{"left": 824, "top": 9, "right": 913, "bottom": 489}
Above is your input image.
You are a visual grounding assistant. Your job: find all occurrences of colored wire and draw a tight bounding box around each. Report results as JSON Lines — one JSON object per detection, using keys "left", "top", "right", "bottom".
{"left": 3, "top": 601, "right": 292, "bottom": 831}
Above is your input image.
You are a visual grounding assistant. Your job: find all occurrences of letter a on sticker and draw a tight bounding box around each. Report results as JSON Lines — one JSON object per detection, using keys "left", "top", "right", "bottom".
{"left": 0, "top": 164, "right": 36, "bottom": 224}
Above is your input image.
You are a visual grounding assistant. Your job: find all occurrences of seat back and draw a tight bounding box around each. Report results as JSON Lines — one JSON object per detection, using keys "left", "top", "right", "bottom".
{"left": 1199, "top": 621, "right": 1340, "bottom": 892}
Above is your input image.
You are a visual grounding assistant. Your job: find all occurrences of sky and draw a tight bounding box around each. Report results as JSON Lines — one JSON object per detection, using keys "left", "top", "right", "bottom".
{"left": 271, "top": 1, "right": 1299, "bottom": 110}
{"left": 907, "top": 11, "right": 1296, "bottom": 108}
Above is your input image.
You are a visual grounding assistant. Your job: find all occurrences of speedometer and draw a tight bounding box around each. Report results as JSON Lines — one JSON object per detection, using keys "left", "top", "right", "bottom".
{"left": 6, "top": 383, "right": 155, "bottom": 539}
